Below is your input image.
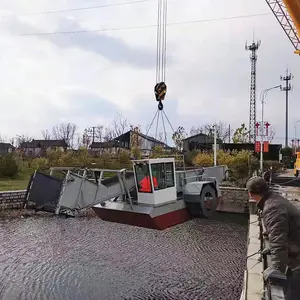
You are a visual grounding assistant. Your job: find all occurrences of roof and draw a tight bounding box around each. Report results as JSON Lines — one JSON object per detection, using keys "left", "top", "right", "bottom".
{"left": 183, "top": 132, "right": 209, "bottom": 141}
{"left": 20, "top": 139, "right": 68, "bottom": 148}
{"left": 114, "top": 130, "right": 171, "bottom": 148}
{"left": 0, "top": 143, "right": 14, "bottom": 149}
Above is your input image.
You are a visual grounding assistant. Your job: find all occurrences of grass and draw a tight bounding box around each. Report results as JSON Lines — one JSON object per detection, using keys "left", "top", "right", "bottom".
{"left": 0, "top": 179, "right": 29, "bottom": 191}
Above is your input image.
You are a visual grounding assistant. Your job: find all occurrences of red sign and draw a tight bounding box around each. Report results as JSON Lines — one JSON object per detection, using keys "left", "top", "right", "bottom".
{"left": 255, "top": 122, "right": 260, "bottom": 136}
{"left": 255, "top": 141, "right": 261, "bottom": 152}
{"left": 265, "top": 122, "right": 271, "bottom": 136}
{"left": 263, "top": 141, "right": 269, "bottom": 153}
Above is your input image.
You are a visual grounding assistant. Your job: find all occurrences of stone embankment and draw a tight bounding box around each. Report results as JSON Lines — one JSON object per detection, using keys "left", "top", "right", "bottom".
{"left": 0, "top": 190, "right": 26, "bottom": 210}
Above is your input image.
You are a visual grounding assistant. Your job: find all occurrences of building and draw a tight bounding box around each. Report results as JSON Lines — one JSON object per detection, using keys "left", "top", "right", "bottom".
{"left": 90, "top": 140, "right": 126, "bottom": 156}
{"left": 183, "top": 133, "right": 222, "bottom": 152}
{"left": 219, "top": 143, "right": 282, "bottom": 161}
{"left": 20, "top": 139, "right": 68, "bottom": 157}
{"left": 0, "top": 143, "right": 15, "bottom": 155}
{"left": 90, "top": 130, "right": 172, "bottom": 156}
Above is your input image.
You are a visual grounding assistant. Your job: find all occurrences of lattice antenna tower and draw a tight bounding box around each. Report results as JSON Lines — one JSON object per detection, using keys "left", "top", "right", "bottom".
{"left": 245, "top": 38, "right": 261, "bottom": 143}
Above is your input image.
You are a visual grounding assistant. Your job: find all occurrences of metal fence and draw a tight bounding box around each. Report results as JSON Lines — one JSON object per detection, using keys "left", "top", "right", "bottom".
{"left": 258, "top": 213, "right": 286, "bottom": 300}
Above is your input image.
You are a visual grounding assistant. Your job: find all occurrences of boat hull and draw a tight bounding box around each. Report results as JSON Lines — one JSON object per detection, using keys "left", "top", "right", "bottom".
{"left": 92, "top": 200, "right": 191, "bottom": 230}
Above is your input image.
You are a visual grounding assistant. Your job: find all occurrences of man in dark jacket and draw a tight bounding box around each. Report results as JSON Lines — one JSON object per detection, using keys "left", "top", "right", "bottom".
{"left": 246, "top": 177, "right": 300, "bottom": 300}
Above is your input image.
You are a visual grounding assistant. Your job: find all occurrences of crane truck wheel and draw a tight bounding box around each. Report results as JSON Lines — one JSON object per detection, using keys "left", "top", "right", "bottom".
{"left": 199, "top": 185, "right": 217, "bottom": 219}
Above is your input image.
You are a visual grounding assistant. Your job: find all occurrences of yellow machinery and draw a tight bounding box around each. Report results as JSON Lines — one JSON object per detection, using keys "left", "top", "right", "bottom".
{"left": 294, "top": 151, "right": 300, "bottom": 176}
{"left": 266, "top": 0, "right": 300, "bottom": 54}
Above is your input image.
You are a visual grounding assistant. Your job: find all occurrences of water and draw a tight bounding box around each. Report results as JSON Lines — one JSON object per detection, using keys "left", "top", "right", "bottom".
{"left": 0, "top": 215, "right": 248, "bottom": 300}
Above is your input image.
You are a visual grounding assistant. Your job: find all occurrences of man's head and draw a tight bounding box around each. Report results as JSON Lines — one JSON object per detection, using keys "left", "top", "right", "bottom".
{"left": 246, "top": 176, "right": 270, "bottom": 202}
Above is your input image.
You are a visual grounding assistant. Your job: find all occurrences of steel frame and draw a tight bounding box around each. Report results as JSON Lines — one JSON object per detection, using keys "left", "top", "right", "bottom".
{"left": 266, "top": 0, "right": 300, "bottom": 52}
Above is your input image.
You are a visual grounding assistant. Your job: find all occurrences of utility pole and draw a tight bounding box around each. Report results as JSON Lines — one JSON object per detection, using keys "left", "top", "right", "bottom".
{"left": 246, "top": 39, "right": 261, "bottom": 143}
{"left": 213, "top": 124, "right": 217, "bottom": 166}
{"left": 280, "top": 69, "right": 293, "bottom": 148}
{"left": 228, "top": 124, "right": 231, "bottom": 143}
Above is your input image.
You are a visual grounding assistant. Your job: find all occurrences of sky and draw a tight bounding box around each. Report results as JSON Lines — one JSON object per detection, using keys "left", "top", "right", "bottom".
{"left": 0, "top": 0, "right": 299, "bottom": 146}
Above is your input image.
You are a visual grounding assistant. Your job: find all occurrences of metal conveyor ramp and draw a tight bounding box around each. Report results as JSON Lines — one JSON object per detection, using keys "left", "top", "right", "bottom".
{"left": 26, "top": 168, "right": 135, "bottom": 216}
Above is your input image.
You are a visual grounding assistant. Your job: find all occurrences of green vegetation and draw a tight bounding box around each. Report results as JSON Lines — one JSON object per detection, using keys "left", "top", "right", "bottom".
{"left": 0, "top": 147, "right": 283, "bottom": 191}
{"left": 191, "top": 149, "right": 283, "bottom": 187}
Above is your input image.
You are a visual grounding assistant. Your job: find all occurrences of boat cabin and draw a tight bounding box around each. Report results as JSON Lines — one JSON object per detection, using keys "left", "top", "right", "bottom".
{"left": 132, "top": 158, "right": 177, "bottom": 206}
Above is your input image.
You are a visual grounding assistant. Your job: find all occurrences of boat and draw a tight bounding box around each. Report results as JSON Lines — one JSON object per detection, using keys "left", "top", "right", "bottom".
{"left": 25, "top": 157, "right": 228, "bottom": 230}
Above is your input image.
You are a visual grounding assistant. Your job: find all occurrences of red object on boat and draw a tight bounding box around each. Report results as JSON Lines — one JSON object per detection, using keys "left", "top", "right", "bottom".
{"left": 92, "top": 203, "right": 192, "bottom": 230}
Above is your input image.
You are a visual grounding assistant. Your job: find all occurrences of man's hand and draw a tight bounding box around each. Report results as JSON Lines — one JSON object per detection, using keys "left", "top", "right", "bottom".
{"left": 261, "top": 247, "right": 271, "bottom": 255}
{"left": 263, "top": 267, "right": 287, "bottom": 282}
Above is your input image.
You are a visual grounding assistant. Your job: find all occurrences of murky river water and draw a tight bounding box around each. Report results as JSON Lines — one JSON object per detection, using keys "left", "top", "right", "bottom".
{"left": 0, "top": 216, "right": 248, "bottom": 300}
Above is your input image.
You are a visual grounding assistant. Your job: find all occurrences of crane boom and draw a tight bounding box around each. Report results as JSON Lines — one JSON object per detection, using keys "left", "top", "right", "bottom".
{"left": 265, "top": 0, "right": 300, "bottom": 54}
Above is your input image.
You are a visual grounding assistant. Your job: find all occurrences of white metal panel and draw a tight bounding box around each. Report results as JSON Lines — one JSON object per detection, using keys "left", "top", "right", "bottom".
{"left": 137, "top": 192, "right": 156, "bottom": 205}
{"left": 153, "top": 187, "right": 177, "bottom": 206}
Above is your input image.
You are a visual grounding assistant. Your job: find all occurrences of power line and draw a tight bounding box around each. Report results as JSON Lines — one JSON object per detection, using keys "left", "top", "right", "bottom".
{"left": 11, "top": 12, "right": 271, "bottom": 37}
{"left": 0, "top": 0, "right": 153, "bottom": 18}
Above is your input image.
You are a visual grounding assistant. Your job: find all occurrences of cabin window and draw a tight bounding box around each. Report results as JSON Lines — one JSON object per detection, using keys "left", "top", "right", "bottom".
{"left": 150, "top": 162, "right": 175, "bottom": 190}
{"left": 134, "top": 163, "right": 153, "bottom": 193}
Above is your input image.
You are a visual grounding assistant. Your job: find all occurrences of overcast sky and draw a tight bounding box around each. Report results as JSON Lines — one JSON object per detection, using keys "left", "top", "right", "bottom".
{"left": 0, "top": 0, "right": 299, "bottom": 145}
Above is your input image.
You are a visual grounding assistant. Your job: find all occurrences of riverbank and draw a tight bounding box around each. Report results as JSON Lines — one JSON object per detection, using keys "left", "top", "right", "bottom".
{"left": 0, "top": 179, "right": 28, "bottom": 191}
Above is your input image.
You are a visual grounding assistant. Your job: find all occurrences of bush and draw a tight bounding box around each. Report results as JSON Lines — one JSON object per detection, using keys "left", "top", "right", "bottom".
{"left": 0, "top": 154, "right": 19, "bottom": 178}
{"left": 192, "top": 150, "right": 260, "bottom": 187}
{"left": 263, "top": 160, "right": 283, "bottom": 173}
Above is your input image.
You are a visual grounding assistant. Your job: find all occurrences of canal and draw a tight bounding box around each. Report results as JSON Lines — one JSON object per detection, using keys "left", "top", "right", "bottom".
{"left": 0, "top": 215, "right": 248, "bottom": 300}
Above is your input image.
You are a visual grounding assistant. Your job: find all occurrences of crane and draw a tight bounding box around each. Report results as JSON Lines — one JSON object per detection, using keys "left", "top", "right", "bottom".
{"left": 266, "top": 0, "right": 300, "bottom": 54}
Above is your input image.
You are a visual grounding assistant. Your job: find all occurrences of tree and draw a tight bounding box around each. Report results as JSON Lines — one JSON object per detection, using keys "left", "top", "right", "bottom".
{"left": 103, "top": 113, "right": 130, "bottom": 141}
{"left": 266, "top": 128, "right": 276, "bottom": 143}
{"left": 41, "top": 129, "right": 51, "bottom": 140}
{"left": 190, "top": 126, "right": 204, "bottom": 136}
{"left": 52, "top": 122, "right": 77, "bottom": 148}
{"left": 15, "top": 134, "right": 33, "bottom": 147}
{"left": 232, "top": 123, "right": 250, "bottom": 143}
{"left": 190, "top": 121, "right": 232, "bottom": 142}
{"left": 172, "top": 126, "right": 187, "bottom": 151}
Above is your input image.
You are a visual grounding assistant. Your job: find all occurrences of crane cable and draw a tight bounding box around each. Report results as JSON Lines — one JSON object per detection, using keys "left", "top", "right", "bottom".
{"left": 146, "top": 0, "right": 175, "bottom": 147}
{"left": 154, "top": 0, "right": 167, "bottom": 110}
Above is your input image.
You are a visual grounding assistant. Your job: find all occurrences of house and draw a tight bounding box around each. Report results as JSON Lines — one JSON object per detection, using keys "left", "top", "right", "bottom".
{"left": 20, "top": 139, "right": 68, "bottom": 157}
{"left": 90, "top": 130, "right": 172, "bottom": 156}
{"left": 0, "top": 143, "right": 15, "bottom": 155}
{"left": 183, "top": 133, "right": 222, "bottom": 152}
{"left": 90, "top": 140, "right": 126, "bottom": 156}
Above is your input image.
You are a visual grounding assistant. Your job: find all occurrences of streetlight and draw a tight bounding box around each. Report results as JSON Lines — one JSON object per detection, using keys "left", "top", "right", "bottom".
{"left": 294, "top": 120, "right": 300, "bottom": 153}
{"left": 259, "top": 85, "right": 281, "bottom": 171}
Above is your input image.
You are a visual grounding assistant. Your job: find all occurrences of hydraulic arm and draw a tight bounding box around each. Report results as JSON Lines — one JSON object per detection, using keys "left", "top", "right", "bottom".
{"left": 266, "top": 0, "right": 300, "bottom": 54}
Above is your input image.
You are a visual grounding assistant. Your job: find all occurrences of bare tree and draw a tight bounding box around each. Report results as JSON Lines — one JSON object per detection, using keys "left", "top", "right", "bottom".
{"left": 189, "top": 122, "right": 232, "bottom": 142}
{"left": 111, "top": 113, "right": 129, "bottom": 138}
{"left": 266, "top": 128, "right": 276, "bottom": 143}
{"left": 0, "top": 134, "right": 4, "bottom": 143}
{"left": 102, "top": 114, "right": 130, "bottom": 141}
{"left": 52, "top": 122, "right": 77, "bottom": 148}
{"left": 41, "top": 129, "right": 51, "bottom": 140}
{"left": 190, "top": 126, "right": 204, "bottom": 136}
{"left": 15, "top": 134, "right": 33, "bottom": 147}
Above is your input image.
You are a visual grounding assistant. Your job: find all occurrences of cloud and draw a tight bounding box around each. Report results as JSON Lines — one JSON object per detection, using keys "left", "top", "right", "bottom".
{"left": 0, "top": 0, "right": 299, "bottom": 147}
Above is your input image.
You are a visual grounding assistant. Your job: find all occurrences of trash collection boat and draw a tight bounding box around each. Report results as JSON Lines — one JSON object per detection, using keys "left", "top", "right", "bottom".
{"left": 25, "top": 158, "right": 228, "bottom": 230}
